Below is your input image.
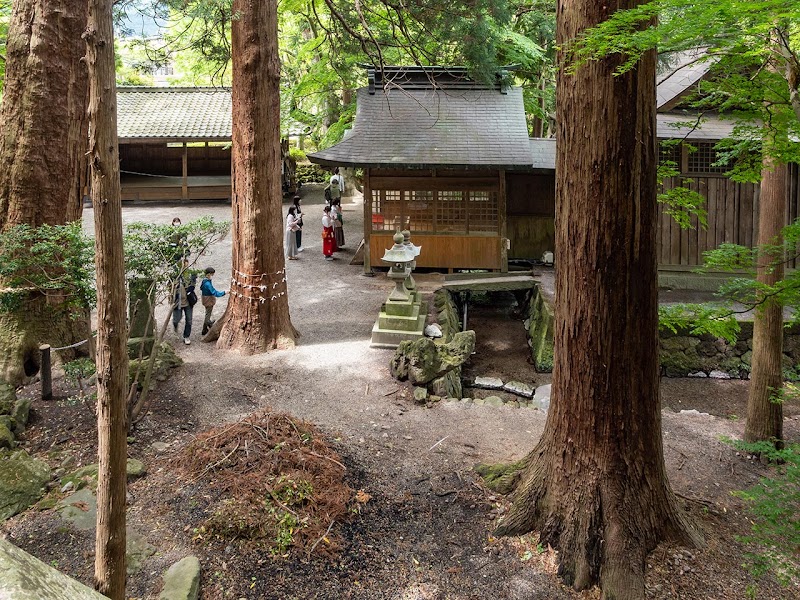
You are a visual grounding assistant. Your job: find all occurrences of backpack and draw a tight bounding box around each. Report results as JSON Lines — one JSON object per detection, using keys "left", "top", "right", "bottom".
{"left": 324, "top": 185, "right": 332, "bottom": 203}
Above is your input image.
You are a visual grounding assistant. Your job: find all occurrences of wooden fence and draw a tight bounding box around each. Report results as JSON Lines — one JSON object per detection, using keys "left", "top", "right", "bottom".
{"left": 658, "top": 164, "right": 800, "bottom": 268}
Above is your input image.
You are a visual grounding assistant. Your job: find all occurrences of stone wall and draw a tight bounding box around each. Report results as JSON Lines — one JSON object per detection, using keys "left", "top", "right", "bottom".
{"left": 659, "top": 323, "right": 800, "bottom": 379}
{"left": 525, "top": 286, "right": 554, "bottom": 372}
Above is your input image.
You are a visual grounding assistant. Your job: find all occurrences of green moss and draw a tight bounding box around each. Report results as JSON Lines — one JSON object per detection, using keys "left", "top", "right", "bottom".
{"left": 475, "top": 459, "right": 528, "bottom": 495}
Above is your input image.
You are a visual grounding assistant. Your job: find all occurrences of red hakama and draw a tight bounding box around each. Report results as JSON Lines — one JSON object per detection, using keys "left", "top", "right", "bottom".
{"left": 322, "top": 225, "right": 336, "bottom": 257}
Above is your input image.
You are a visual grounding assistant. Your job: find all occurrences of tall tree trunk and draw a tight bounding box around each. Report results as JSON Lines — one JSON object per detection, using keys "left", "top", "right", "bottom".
{"left": 0, "top": 0, "right": 89, "bottom": 386}
{"left": 745, "top": 159, "right": 785, "bottom": 447}
{"left": 0, "top": 0, "right": 88, "bottom": 229}
{"left": 216, "top": 0, "right": 297, "bottom": 353}
{"left": 487, "top": 0, "right": 701, "bottom": 597}
{"left": 84, "top": 1, "right": 129, "bottom": 597}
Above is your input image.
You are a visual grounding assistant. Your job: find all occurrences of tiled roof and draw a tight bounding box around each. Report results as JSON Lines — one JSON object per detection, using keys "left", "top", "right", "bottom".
{"left": 308, "top": 87, "right": 533, "bottom": 169}
{"left": 657, "top": 112, "right": 737, "bottom": 140}
{"left": 656, "top": 49, "right": 715, "bottom": 111}
{"left": 530, "top": 138, "right": 556, "bottom": 170}
{"left": 117, "top": 87, "right": 231, "bottom": 141}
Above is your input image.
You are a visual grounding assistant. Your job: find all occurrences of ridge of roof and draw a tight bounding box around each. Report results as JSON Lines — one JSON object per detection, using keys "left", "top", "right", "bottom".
{"left": 117, "top": 86, "right": 230, "bottom": 92}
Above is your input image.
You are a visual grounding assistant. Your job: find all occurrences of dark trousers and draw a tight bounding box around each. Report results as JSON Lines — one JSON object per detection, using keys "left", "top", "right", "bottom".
{"left": 295, "top": 229, "right": 302, "bottom": 248}
{"left": 172, "top": 305, "right": 193, "bottom": 338}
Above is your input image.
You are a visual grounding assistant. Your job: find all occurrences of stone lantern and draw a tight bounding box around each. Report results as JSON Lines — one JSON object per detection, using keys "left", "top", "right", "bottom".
{"left": 370, "top": 232, "right": 428, "bottom": 348}
{"left": 381, "top": 232, "right": 415, "bottom": 301}
{"left": 401, "top": 230, "right": 421, "bottom": 296}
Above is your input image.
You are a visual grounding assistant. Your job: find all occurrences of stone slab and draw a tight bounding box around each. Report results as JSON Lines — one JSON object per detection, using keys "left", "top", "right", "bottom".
{"left": 0, "top": 537, "right": 107, "bottom": 599}
{"left": 472, "top": 376, "right": 504, "bottom": 390}
{"left": 159, "top": 556, "right": 201, "bottom": 600}
{"left": 442, "top": 274, "right": 537, "bottom": 293}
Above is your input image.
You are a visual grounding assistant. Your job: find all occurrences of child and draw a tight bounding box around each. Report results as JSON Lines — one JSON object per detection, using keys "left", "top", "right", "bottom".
{"left": 200, "top": 267, "right": 226, "bottom": 335}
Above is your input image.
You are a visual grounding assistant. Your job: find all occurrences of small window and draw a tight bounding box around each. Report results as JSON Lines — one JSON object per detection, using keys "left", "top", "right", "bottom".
{"left": 686, "top": 142, "right": 731, "bottom": 175}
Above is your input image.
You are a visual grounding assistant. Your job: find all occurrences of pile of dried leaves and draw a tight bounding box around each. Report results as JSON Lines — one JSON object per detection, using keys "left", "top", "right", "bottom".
{"left": 174, "top": 409, "right": 353, "bottom": 557}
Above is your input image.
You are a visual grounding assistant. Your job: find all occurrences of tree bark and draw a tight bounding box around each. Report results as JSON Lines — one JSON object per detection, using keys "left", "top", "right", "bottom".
{"left": 84, "top": 1, "right": 128, "bottom": 597}
{"left": 216, "top": 0, "right": 297, "bottom": 353}
{"left": 745, "top": 159, "right": 785, "bottom": 447}
{"left": 0, "top": 0, "right": 88, "bottom": 229}
{"left": 490, "top": 1, "right": 702, "bottom": 597}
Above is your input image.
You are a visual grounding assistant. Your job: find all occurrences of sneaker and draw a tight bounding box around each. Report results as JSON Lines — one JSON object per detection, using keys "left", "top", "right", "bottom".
{"left": 297, "top": 247, "right": 304, "bottom": 252}
{"left": 183, "top": 338, "right": 191, "bottom": 345}
{"left": 324, "top": 256, "right": 334, "bottom": 261}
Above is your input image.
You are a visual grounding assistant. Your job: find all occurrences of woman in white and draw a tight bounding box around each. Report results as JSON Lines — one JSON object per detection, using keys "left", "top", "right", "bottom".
{"left": 285, "top": 205, "right": 300, "bottom": 260}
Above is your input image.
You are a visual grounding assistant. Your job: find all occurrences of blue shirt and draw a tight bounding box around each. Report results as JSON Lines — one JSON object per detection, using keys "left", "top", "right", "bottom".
{"left": 200, "top": 278, "right": 225, "bottom": 297}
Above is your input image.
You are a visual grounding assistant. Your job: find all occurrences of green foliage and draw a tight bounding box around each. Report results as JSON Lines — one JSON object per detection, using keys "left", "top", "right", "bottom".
{"left": 658, "top": 303, "right": 740, "bottom": 342}
{"left": 658, "top": 185, "right": 708, "bottom": 230}
{"left": 288, "top": 147, "right": 306, "bottom": 163}
{"left": 123, "top": 217, "right": 229, "bottom": 305}
{"left": 0, "top": 223, "right": 95, "bottom": 313}
{"left": 728, "top": 440, "right": 800, "bottom": 587}
{"left": 63, "top": 358, "right": 96, "bottom": 385}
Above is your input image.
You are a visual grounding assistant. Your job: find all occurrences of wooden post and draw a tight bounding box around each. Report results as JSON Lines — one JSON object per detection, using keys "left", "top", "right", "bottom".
{"left": 363, "top": 168, "right": 372, "bottom": 274}
{"left": 499, "top": 169, "right": 508, "bottom": 272}
{"left": 181, "top": 142, "right": 188, "bottom": 200}
{"left": 40, "top": 345, "right": 52, "bottom": 401}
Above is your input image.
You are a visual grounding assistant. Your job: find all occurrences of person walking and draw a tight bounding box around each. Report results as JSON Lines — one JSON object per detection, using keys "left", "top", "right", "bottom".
{"left": 322, "top": 205, "right": 336, "bottom": 261}
{"left": 172, "top": 261, "right": 197, "bottom": 345}
{"left": 329, "top": 167, "right": 343, "bottom": 202}
{"left": 292, "top": 195, "right": 304, "bottom": 252}
{"left": 285, "top": 205, "right": 301, "bottom": 260}
{"left": 200, "top": 267, "right": 226, "bottom": 335}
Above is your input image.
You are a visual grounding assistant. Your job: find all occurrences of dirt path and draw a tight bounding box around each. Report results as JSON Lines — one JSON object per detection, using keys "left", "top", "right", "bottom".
{"left": 3, "top": 187, "right": 799, "bottom": 599}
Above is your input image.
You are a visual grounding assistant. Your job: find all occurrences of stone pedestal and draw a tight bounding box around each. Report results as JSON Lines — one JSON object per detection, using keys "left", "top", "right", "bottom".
{"left": 371, "top": 233, "right": 427, "bottom": 348}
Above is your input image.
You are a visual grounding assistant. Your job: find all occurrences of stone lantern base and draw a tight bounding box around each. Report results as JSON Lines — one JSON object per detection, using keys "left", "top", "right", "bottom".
{"left": 370, "top": 290, "right": 428, "bottom": 349}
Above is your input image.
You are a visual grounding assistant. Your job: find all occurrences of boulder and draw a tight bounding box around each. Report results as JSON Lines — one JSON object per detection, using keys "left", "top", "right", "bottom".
{"left": 11, "top": 397, "right": 31, "bottom": 433}
{"left": 0, "top": 537, "right": 107, "bottom": 599}
{"left": 0, "top": 382, "right": 16, "bottom": 415}
{"left": 424, "top": 324, "right": 443, "bottom": 338}
{"left": 56, "top": 488, "right": 97, "bottom": 530}
{"left": 484, "top": 396, "right": 504, "bottom": 408}
{"left": 390, "top": 331, "right": 475, "bottom": 385}
{"left": 412, "top": 387, "right": 428, "bottom": 404}
{"left": 0, "top": 423, "right": 14, "bottom": 449}
{"left": 0, "top": 450, "right": 51, "bottom": 521}
{"left": 159, "top": 556, "right": 201, "bottom": 600}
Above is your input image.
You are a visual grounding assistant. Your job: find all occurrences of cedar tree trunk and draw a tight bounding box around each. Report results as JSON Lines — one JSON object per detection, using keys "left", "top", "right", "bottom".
{"left": 0, "top": 0, "right": 88, "bottom": 229}
{"left": 0, "top": 0, "right": 90, "bottom": 384}
{"left": 84, "top": 1, "right": 129, "bottom": 597}
{"left": 745, "top": 158, "right": 785, "bottom": 447}
{"left": 487, "top": 1, "right": 702, "bottom": 597}
{"left": 216, "top": 0, "right": 297, "bottom": 353}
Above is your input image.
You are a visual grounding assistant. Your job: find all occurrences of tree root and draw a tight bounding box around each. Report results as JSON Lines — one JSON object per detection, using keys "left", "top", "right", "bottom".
{"left": 474, "top": 458, "right": 529, "bottom": 495}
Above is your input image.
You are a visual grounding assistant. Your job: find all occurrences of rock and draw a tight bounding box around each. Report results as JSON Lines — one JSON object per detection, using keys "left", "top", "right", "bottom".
{"left": 0, "top": 424, "right": 14, "bottom": 449}
{"left": 0, "top": 450, "right": 51, "bottom": 521}
{"left": 472, "top": 398, "right": 485, "bottom": 406}
{"left": 63, "top": 458, "right": 146, "bottom": 490}
{"left": 11, "top": 397, "right": 31, "bottom": 434}
{"left": 390, "top": 331, "right": 475, "bottom": 385}
{"left": 709, "top": 370, "right": 731, "bottom": 380}
{"left": 484, "top": 396, "right": 504, "bottom": 408}
{"left": 532, "top": 384, "right": 551, "bottom": 412}
{"left": 56, "top": 488, "right": 97, "bottom": 530}
{"left": 502, "top": 381, "right": 534, "bottom": 398}
{"left": 0, "top": 383, "right": 16, "bottom": 416}
{"left": 413, "top": 387, "right": 428, "bottom": 404}
{"left": 127, "top": 529, "right": 155, "bottom": 575}
{"left": 159, "top": 555, "right": 201, "bottom": 600}
{"left": 687, "top": 371, "right": 707, "bottom": 378}
{"left": 424, "top": 324, "right": 443, "bottom": 338}
{"left": 60, "top": 481, "right": 74, "bottom": 494}
{"left": 151, "top": 442, "right": 170, "bottom": 452}
{"left": 508, "top": 400, "right": 520, "bottom": 409}
{"left": 679, "top": 409, "right": 710, "bottom": 417}
{"left": 429, "top": 370, "right": 462, "bottom": 399}
{"left": 461, "top": 398, "right": 473, "bottom": 405}
{"left": 473, "top": 376, "right": 503, "bottom": 390}
{"left": 0, "top": 416, "right": 15, "bottom": 434}
{"left": 0, "top": 537, "right": 108, "bottom": 599}
{"left": 126, "top": 458, "right": 147, "bottom": 479}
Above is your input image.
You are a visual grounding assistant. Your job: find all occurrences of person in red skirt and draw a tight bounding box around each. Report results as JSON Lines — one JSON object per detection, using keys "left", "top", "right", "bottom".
{"left": 322, "top": 205, "right": 337, "bottom": 260}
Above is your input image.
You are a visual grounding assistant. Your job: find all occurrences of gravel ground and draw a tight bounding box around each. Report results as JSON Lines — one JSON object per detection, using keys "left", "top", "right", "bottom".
{"left": 5, "top": 186, "right": 785, "bottom": 598}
